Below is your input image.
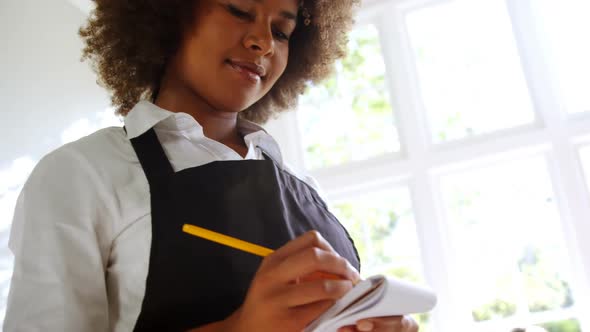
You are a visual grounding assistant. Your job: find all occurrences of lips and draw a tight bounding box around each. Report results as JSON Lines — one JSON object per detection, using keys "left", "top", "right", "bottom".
{"left": 227, "top": 59, "right": 266, "bottom": 78}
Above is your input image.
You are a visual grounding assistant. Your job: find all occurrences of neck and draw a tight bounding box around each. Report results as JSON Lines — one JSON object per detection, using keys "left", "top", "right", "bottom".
{"left": 154, "top": 72, "right": 242, "bottom": 145}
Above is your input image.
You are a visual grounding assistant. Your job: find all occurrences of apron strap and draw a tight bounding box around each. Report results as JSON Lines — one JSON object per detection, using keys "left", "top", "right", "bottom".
{"left": 129, "top": 127, "right": 175, "bottom": 185}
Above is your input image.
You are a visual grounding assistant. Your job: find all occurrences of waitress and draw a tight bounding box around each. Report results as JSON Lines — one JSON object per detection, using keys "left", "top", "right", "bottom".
{"left": 5, "top": 0, "right": 418, "bottom": 331}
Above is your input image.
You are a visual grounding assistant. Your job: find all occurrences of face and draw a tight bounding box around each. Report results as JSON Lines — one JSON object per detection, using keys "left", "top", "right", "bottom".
{"left": 168, "top": 0, "right": 300, "bottom": 113}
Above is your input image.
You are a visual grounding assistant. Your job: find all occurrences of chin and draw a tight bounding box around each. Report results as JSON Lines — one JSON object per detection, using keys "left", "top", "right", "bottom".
{"left": 215, "top": 96, "right": 260, "bottom": 113}
{"left": 214, "top": 101, "right": 253, "bottom": 114}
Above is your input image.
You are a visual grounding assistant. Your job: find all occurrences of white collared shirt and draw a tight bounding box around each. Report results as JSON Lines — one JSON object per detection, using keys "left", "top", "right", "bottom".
{"left": 5, "top": 100, "right": 318, "bottom": 331}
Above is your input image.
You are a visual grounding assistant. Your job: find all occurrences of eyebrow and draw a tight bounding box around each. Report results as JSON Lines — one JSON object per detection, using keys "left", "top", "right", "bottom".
{"left": 251, "top": 0, "right": 298, "bottom": 21}
{"left": 280, "top": 10, "right": 298, "bottom": 21}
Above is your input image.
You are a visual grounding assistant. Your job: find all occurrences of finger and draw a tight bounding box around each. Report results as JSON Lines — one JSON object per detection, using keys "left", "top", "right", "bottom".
{"left": 300, "top": 270, "right": 352, "bottom": 283}
{"left": 268, "top": 230, "right": 336, "bottom": 264}
{"left": 356, "top": 316, "right": 415, "bottom": 332}
{"left": 274, "top": 246, "right": 360, "bottom": 284}
{"left": 356, "top": 320, "right": 375, "bottom": 331}
{"left": 289, "top": 299, "right": 337, "bottom": 327}
{"left": 279, "top": 279, "right": 354, "bottom": 307}
{"left": 401, "top": 316, "right": 420, "bottom": 332}
{"left": 339, "top": 316, "right": 408, "bottom": 332}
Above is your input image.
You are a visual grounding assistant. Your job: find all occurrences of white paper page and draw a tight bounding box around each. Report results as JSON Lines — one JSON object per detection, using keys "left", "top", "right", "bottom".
{"left": 306, "top": 276, "right": 437, "bottom": 332}
{"left": 303, "top": 276, "right": 383, "bottom": 332}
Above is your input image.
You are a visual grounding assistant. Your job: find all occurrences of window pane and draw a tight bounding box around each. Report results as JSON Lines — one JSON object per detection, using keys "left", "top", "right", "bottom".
{"left": 535, "top": 0, "right": 590, "bottom": 114}
{"left": 439, "top": 157, "right": 579, "bottom": 325}
{"left": 330, "top": 187, "right": 431, "bottom": 330}
{"left": 541, "top": 318, "right": 582, "bottom": 332}
{"left": 581, "top": 145, "right": 590, "bottom": 196}
{"left": 406, "top": 0, "right": 535, "bottom": 143}
{"left": 297, "top": 24, "right": 400, "bottom": 169}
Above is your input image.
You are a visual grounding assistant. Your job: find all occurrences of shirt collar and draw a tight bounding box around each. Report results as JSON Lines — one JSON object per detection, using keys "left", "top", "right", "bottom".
{"left": 124, "top": 100, "right": 178, "bottom": 139}
{"left": 124, "top": 100, "right": 283, "bottom": 166}
{"left": 238, "top": 118, "right": 283, "bottom": 166}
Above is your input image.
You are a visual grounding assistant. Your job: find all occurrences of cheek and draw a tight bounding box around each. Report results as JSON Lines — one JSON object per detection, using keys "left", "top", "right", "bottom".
{"left": 270, "top": 47, "right": 290, "bottom": 82}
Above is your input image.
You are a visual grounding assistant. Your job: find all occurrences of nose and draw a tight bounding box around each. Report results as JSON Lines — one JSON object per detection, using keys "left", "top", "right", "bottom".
{"left": 243, "top": 20, "right": 274, "bottom": 56}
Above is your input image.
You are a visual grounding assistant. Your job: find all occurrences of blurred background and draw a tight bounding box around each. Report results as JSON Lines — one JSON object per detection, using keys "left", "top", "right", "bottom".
{"left": 1, "top": 0, "right": 589, "bottom": 331}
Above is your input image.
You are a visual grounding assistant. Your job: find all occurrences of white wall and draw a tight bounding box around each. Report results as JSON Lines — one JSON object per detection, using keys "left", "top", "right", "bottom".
{"left": 0, "top": 0, "right": 306, "bottom": 171}
{"left": 0, "top": 0, "right": 110, "bottom": 169}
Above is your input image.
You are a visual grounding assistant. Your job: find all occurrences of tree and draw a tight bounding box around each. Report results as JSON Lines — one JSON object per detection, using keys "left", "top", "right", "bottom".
{"left": 299, "top": 24, "right": 396, "bottom": 169}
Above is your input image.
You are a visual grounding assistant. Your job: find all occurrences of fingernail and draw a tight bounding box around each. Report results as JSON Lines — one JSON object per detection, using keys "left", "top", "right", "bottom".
{"left": 357, "top": 320, "right": 374, "bottom": 332}
{"left": 325, "top": 280, "right": 348, "bottom": 294}
{"left": 355, "top": 273, "right": 361, "bottom": 284}
{"left": 348, "top": 264, "right": 361, "bottom": 284}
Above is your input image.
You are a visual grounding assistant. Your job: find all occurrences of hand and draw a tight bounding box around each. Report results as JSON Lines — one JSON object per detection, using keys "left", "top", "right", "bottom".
{"left": 223, "top": 231, "right": 361, "bottom": 332}
{"left": 337, "top": 316, "right": 419, "bottom": 332}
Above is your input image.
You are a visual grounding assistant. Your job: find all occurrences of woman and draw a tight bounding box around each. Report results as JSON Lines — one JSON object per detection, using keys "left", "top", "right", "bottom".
{"left": 5, "top": 0, "right": 418, "bottom": 331}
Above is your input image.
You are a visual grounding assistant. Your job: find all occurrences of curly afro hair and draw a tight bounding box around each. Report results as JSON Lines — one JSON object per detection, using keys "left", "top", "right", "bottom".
{"left": 79, "top": 0, "right": 360, "bottom": 124}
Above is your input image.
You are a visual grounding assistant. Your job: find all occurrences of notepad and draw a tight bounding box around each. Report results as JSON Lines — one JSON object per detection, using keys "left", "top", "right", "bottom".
{"left": 304, "top": 275, "right": 437, "bottom": 332}
{"left": 181, "top": 223, "right": 437, "bottom": 330}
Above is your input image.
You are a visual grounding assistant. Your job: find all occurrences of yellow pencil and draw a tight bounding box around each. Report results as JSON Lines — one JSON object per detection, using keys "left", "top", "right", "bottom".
{"left": 182, "top": 224, "right": 274, "bottom": 257}
{"left": 182, "top": 224, "right": 349, "bottom": 282}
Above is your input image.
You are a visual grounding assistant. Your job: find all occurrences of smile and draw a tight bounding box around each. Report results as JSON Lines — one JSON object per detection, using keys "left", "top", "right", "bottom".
{"left": 226, "top": 60, "right": 264, "bottom": 84}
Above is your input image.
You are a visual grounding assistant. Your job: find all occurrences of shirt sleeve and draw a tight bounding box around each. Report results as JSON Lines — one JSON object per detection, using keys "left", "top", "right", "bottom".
{"left": 4, "top": 147, "right": 113, "bottom": 331}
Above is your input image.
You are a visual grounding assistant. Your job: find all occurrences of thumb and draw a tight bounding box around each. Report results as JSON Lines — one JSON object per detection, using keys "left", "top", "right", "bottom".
{"left": 356, "top": 319, "right": 375, "bottom": 332}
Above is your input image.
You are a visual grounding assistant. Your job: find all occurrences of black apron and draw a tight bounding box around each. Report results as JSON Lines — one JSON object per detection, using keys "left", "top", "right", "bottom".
{"left": 129, "top": 128, "right": 360, "bottom": 332}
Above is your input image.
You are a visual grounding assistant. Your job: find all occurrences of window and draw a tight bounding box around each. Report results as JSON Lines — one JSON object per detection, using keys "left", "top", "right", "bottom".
{"left": 535, "top": 0, "right": 590, "bottom": 115}
{"left": 298, "top": 24, "right": 399, "bottom": 169}
{"left": 439, "top": 156, "right": 579, "bottom": 329}
{"left": 581, "top": 145, "right": 590, "bottom": 198}
{"left": 329, "top": 185, "right": 431, "bottom": 331}
{"left": 290, "top": 0, "right": 590, "bottom": 331}
{"left": 405, "top": 0, "right": 535, "bottom": 143}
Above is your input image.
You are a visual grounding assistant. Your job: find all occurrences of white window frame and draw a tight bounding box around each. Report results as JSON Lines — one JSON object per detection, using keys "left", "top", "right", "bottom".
{"left": 269, "top": 0, "right": 590, "bottom": 331}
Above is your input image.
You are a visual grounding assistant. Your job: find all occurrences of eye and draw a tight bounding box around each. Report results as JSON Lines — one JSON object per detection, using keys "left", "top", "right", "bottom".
{"left": 227, "top": 4, "right": 253, "bottom": 20}
{"left": 273, "top": 29, "right": 290, "bottom": 41}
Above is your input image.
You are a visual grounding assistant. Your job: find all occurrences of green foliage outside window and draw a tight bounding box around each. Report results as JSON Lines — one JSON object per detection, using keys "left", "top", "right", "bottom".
{"left": 299, "top": 25, "right": 398, "bottom": 169}
{"left": 332, "top": 194, "right": 430, "bottom": 331}
{"left": 541, "top": 319, "right": 581, "bottom": 332}
{"left": 518, "top": 246, "right": 574, "bottom": 313}
{"left": 472, "top": 299, "right": 517, "bottom": 321}
{"left": 333, "top": 201, "right": 399, "bottom": 271}
{"left": 471, "top": 246, "right": 574, "bottom": 322}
